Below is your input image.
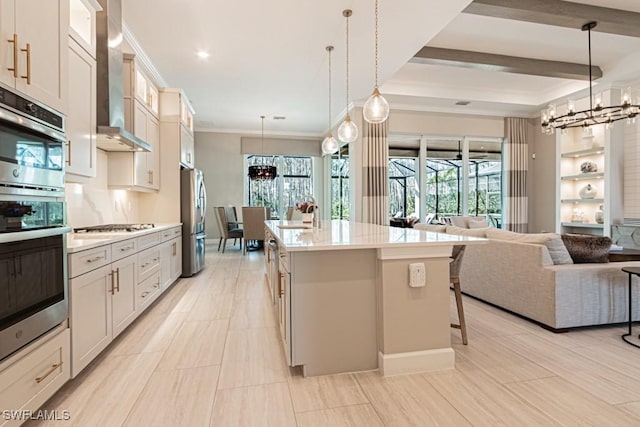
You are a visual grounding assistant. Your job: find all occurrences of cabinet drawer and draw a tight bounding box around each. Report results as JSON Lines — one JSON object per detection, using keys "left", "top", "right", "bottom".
{"left": 161, "top": 226, "right": 181, "bottom": 242}
{"left": 112, "top": 238, "right": 137, "bottom": 262}
{"left": 137, "top": 231, "right": 161, "bottom": 250}
{"left": 278, "top": 246, "right": 289, "bottom": 272}
{"left": 138, "top": 246, "right": 161, "bottom": 282}
{"left": 136, "top": 271, "right": 161, "bottom": 310}
{"left": 0, "top": 329, "right": 70, "bottom": 427}
{"left": 69, "top": 245, "right": 111, "bottom": 278}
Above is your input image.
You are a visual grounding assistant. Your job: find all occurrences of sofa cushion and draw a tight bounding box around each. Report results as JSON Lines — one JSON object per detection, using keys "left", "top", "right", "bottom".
{"left": 450, "top": 216, "right": 486, "bottom": 228}
{"left": 445, "top": 225, "right": 488, "bottom": 237}
{"left": 561, "top": 234, "right": 611, "bottom": 263}
{"left": 413, "top": 223, "right": 447, "bottom": 233}
{"left": 468, "top": 219, "right": 490, "bottom": 229}
{"left": 484, "top": 228, "right": 555, "bottom": 245}
{"left": 545, "top": 236, "right": 574, "bottom": 265}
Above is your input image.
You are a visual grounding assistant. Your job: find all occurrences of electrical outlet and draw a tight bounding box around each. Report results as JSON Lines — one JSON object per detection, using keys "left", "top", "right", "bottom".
{"left": 409, "top": 263, "right": 426, "bottom": 287}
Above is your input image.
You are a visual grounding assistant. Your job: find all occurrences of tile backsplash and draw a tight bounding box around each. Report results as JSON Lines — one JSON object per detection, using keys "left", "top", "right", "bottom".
{"left": 65, "top": 150, "right": 140, "bottom": 227}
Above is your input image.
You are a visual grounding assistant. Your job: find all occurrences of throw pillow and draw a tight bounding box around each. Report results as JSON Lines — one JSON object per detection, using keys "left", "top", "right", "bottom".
{"left": 560, "top": 234, "right": 612, "bottom": 263}
{"left": 545, "top": 236, "right": 573, "bottom": 265}
{"left": 445, "top": 225, "right": 487, "bottom": 237}
{"left": 484, "top": 228, "right": 555, "bottom": 245}
{"left": 450, "top": 216, "right": 469, "bottom": 228}
{"left": 468, "top": 219, "right": 489, "bottom": 229}
{"left": 413, "top": 223, "right": 447, "bottom": 233}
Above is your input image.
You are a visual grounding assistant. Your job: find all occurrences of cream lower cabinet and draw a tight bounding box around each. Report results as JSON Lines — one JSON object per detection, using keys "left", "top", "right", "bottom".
{"left": 160, "top": 236, "right": 182, "bottom": 290}
{"left": 0, "top": 327, "right": 70, "bottom": 427}
{"left": 69, "top": 244, "right": 138, "bottom": 377}
{"left": 277, "top": 247, "right": 291, "bottom": 362}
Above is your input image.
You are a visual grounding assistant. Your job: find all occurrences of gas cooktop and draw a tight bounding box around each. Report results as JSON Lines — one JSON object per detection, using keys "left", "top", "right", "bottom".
{"left": 73, "top": 224, "right": 155, "bottom": 233}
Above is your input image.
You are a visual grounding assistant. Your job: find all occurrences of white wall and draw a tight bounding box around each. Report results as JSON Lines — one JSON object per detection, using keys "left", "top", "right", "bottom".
{"left": 527, "top": 117, "right": 557, "bottom": 232}
{"left": 66, "top": 150, "right": 140, "bottom": 227}
{"left": 389, "top": 109, "right": 504, "bottom": 137}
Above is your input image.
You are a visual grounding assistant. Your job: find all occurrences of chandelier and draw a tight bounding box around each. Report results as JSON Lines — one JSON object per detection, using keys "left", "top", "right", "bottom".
{"left": 248, "top": 115, "right": 277, "bottom": 181}
{"left": 541, "top": 21, "right": 639, "bottom": 134}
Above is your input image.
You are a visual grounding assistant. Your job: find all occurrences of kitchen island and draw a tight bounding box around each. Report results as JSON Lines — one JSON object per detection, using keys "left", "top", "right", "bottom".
{"left": 264, "top": 220, "right": 486, "bottom": 377}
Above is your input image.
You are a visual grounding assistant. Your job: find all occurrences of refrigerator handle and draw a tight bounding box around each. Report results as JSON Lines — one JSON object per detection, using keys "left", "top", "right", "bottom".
{"left": 201, "top": 179, "right": 207, "bottom": 224}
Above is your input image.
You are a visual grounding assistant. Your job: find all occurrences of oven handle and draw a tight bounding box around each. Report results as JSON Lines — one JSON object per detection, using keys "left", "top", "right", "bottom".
{"left": 0, "top": 226, "right": 71, "bottom": 244}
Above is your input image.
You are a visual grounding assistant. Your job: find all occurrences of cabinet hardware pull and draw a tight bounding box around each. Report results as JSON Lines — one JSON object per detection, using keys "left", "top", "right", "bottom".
{"left": 120, "top": 246, "right": 132, "bottom": 252}
{"left": 141, "top": 291, "right": 150, "bottom": 298}
{"left": 20, "top": 43, "right": 31, "bottom": 84}
{"left": 141, "top": 262, "right": 149, "bottom": 268}
{"left": 115, "top": 267, "right": 120, "bottom": 292}
{"left": 109, "top": 271, "right": 115, "bottom": 295}
{"left": 86, "top": 255, "right": 104, "bottom": 263}
{"left": 172, "top": 242, "right": 176, "bottom": 256}
{"left": 7, "top": 33, "right": 18, "bottom": 77}
{"left": 35, "top": 362, "right": 62, "bottom": 384}
{"left": 66, "top": 140, "right": 71, "bottom": 165}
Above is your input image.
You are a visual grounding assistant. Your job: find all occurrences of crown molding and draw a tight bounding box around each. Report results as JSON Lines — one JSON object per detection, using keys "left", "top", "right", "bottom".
{"left": 122, "top": 22, "right": 168, "bottom": 88}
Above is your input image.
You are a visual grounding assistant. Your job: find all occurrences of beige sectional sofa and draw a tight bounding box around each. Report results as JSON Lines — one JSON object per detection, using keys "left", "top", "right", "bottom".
{"left": 415, "top": 224, "right": 640, "bottom": 330}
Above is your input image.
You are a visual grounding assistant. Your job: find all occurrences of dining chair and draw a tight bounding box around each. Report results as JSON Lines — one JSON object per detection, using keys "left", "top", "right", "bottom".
{"left": 450, "top": 245, "right": 468, "bottom": 345}
{"left": 241, "top": 206, "right": 267, "bottom": 255}
{"left": 286, "top": 206, "right": 294, "bottom": 220}
{"left": 215, "top": 206, "right": 243, "bottom": 253}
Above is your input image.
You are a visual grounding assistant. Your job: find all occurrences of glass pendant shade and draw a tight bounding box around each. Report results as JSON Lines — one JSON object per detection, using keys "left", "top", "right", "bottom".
{"left": 363, "top": 87, "right": 390, "bottom": 124}
{"left": 321, "top": 133, "right": 339, "bottom": 155}
{"left": 338, "top": 115, "right": 358, "bottom": 143}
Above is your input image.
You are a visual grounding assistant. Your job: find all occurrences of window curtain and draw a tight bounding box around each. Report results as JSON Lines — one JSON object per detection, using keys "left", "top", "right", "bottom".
{"left": 362, "top": 120, "right": 389, "bottom": 225}
{"left": 504, "top": 117, "right": 528, "bottom": 232}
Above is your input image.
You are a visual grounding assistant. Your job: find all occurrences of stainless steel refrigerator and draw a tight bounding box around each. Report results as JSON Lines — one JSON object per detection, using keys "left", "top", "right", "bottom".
{"left": 181, "top": 168, "right": 207, "bottom": 276}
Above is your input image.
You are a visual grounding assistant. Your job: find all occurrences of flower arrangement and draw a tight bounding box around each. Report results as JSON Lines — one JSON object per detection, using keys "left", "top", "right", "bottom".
{"left": 296, "top": 201, "right": 316, "bottom": 213}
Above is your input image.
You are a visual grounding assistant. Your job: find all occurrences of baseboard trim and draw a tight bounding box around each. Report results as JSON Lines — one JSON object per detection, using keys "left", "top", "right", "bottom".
{"left": 378, "top": 348, "right": 454, "bottom": 376}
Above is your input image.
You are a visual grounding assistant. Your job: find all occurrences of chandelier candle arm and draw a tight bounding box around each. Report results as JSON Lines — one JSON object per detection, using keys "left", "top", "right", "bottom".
{"left": 338, "top": 9, "right": 359, "bottom": 144}
{"left": 322, "top": 45, "right": 339, "bottom": 155}
{"left": 541, "top": 21, "right": 640, "bottom": 134}
{"left": 363, "top": 0, "right": 390, "bottom": 124}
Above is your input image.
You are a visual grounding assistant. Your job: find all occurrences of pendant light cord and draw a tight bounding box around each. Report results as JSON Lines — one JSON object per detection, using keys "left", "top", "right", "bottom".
{"left": 374, "top": 0, "right": 379, "bottom": 88}
{"left": 588, "top": 24, "right": 593, "bottom": 117}
{"left": 345, "top": 12, "right": 350, "bottom": 111}
{"left": 327, "top": 46, "right": 333, "bottom": 131}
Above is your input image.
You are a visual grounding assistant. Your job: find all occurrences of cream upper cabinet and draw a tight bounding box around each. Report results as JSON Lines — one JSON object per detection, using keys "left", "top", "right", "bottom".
{"left": 160, "top": 88, "right": 196, "bottom": 168}
{"left": 110, "top": 56, "right": 160, "bottom": 191}
{"left": 0, "top": 0, "right": 69, "bottom": 113}
{"left": 65, "top": 38, "right": 96, "bottom": 180}
{"left": 69, "top": 0, "right": 100, "bottom": 58}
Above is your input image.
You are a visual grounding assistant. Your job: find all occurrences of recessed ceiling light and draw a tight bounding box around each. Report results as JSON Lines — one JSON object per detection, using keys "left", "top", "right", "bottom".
{"left": 196, "top": 50, "right": 210, "bottom": 59}
{"left": 455, "top": 101, "right": 470, "bottom": 106}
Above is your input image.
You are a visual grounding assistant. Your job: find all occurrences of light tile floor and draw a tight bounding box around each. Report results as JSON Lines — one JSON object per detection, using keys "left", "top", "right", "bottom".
{"left": 28, "top": 244, "right": 640, "bottom": 426}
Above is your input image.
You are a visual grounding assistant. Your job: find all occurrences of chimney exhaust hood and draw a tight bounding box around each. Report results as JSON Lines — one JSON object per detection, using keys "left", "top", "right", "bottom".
{"left": 95, "top": 0, "right": 151, "bottom": 152}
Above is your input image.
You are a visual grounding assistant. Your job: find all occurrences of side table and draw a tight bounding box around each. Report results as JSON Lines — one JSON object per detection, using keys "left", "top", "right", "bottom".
{"left": 610, "top": 248, "right": 640, "bottom": 262}
{"left": 621, "top": 267, "right": 640, "bottom": 348}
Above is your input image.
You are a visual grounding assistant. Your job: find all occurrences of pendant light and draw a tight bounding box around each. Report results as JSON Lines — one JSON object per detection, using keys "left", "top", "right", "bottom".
{"left": 363, "top": 0, "right": 389, "bottom": 124}
{"left": 248, "top": 115, "right": 277, "bottom": 181}
{"left": 322, "top": 45, "right": 339, "bottom": 155}
{"left": 337, "top": 9, "right": 358, "bottom": 144}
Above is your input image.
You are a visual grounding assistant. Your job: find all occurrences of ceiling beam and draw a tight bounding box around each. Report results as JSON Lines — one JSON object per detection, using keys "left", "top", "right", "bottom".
{"left": 464, "top": 0, "right": 640, "bottom": 38}
{"left": 410, "top": 46, "right": 602, "bottom": 81}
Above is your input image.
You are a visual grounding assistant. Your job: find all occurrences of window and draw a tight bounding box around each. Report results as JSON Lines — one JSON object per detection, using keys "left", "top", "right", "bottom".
{"left": 389, "top": 158, "right": 417, "bottom": 218}
{"left": 246, "top": 155, "right": 312, "bottom": 218}
{"left": 331, "top": 154, "right": 350, "bottom": 219}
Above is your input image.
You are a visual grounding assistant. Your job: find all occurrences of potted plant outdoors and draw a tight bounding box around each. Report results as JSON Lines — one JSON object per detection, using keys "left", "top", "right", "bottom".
{"left": 296, "top": 201, "right": 316, "bottom": 224}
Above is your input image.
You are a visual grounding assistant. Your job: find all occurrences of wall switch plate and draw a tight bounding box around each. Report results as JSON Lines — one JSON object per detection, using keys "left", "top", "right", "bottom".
{"left": 409, "top": 263, "right": 426, "bottom": 287}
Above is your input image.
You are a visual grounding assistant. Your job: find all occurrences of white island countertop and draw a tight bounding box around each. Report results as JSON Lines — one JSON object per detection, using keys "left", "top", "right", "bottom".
{"left": 265, "top": 220, "right": 485, "bottom": 252}
{"left": 67, "top": 223, "right": 182, "bottom": 253}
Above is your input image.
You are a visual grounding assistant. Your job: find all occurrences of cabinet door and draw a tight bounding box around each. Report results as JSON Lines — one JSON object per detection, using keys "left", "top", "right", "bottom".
{"left": 133, "top": 99, "right": 148, "bottom": 141}
{"left": 111, "top": 254, "right": 137, "bottom": 338}
{"left": 170, "top": 237, "right": 182, "bottom": 282}
{"left": 180, "top": 124, "right": 194, "bottom": 168}
{"left": 159, "top": 240, "right": 172, "bottom": 290}
{"left": 147, "top": 115, "right": 160, "bottom": 190}
{"left": 66, "top": 39, "right": 96, "bottom": 180}
{"left": 14, "top": 0, "right": 68, "bottom": 113}
{"left": 0, "top": 0, "right": 16, "bottom": 88}
{"left": 69, "top": 264, "right": 112, "bottom": 377}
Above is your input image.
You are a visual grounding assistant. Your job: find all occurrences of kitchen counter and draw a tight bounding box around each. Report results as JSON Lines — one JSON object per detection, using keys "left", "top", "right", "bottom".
{"left": 265, "top": 219, "right": 487, "bottom": 378}
{"left": 67, "top": 223, "right": 182, "bottom": 253}
{"left": 266, "top": 219, "right": 484, "bottom": 251}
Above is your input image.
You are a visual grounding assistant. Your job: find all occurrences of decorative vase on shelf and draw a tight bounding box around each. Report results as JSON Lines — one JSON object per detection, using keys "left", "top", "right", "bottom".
{"left": 580, "top": 161, "right": 598, "bottom": 174}
{"left": 595, "top": 205, "right": 604, "bottom": 224}
{"left": 579, "top": 183, "right": 597, "bottom": 199}
{"left": 301, "top": 213, "right": 313, "bottom": 224}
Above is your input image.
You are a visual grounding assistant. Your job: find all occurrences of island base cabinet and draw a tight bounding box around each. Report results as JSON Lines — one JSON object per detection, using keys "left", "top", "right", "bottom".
{"left": 69, "top": 264, "right": 113, "bottom": 378}
{"left": 0, "top": 328, "right": 70, "bottom": 427}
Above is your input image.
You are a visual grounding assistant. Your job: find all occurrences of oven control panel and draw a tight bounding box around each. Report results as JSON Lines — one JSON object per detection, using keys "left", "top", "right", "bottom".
{"left": 0, "top": 86, "right": 63, "bottom": 131}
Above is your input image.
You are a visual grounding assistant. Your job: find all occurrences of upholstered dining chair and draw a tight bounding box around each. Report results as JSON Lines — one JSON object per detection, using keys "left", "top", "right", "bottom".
{"left": 241, "top": 206, "right": 267, "bottom": 255}
{"left": 450, "top": 245, "right": 468, "bottom": 345}
{"left": 215, "top": 206, "right": 243, "bottom": 253}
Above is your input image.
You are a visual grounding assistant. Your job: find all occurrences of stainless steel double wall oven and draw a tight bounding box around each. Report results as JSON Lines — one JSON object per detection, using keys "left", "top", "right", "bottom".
{"left": 0, "top": 85, "right": 69, "bottom": 361}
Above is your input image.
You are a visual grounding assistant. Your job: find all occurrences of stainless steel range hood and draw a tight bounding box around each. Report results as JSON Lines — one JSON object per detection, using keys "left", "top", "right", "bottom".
{"left": 95, "top": 0, "right": 151, "bottom": 152}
